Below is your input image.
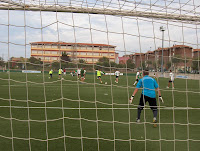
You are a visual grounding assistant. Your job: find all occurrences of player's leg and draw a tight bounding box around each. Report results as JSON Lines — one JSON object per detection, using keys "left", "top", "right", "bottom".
{"left": 99, "top": 77, "right": 102, "bottom": 83}
{"left": 148, "top": 97, "right": 158, "bottom": 127}
{"left": 172, "top": 81, "right": 174, "bottom": 88}
{"left": 137, "top": 94, "right": 147, "bottom": 122}
{"left": 167, "top": 80, "right": 171, "bottom": 88}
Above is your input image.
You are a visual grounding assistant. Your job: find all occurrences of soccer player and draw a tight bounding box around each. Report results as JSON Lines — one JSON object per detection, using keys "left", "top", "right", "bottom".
{"left": 77, "top": 68, "right": 81, "bottom": 79}
{"left": 167, "top": 70, "right": 174, "bottom": 89}
{"left": 49, "top": 69, "right": 53, "bottom": 79}
{"left": 80, "top": 68, "right": 85, "bottom": 82}
{"left": 133, "top": 71, "right": 141, "bottom": 86}
{"left": 115, "top": 69, "right": 120, "bottom": 83}
{"left": 129, "top": 70, "right": 164, "bottom": 127}
{"left": 97, "top": 69, "right": 103, "bottom": 83}
{"left": 84, "top": 68, "right": 86, "bottom": 79}
{"left": 63, "top": 68, "right": 66, "bottom": 76}
{"left": 58, "top": 68, "right": 63, "bottom": 79}
{"left": 153, "top": 72, "right": 156, "bottom": 78}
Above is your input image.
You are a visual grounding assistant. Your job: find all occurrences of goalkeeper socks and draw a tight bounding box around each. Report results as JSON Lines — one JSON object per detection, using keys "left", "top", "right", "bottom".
{"left": 153, "top": 109, "right": 157, "bottom": 119}
{"left": 137, "top": 108, "right": 142, "bottom": 120}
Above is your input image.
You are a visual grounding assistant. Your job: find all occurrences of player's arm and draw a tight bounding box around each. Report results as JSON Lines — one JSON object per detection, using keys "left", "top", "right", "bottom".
{"left": 129, "top": 88, "right": 138, "bottom": 103}
{"left": 154, "top": 79, "right": 164, "bottom": 103}
{"left": 156, "top": 87, "right": 164, "bottom": 103}
{"left": 130, "top": 79, "right": 142, "bottom": 103}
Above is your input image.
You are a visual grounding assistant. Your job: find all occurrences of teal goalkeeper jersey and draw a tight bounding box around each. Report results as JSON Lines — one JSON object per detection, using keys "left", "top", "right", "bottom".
{"left": 136, "top": 75, "right": 159, "bottom": 98}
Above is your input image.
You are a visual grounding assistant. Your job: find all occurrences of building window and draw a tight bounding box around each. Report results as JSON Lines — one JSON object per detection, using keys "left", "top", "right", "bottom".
{"left": 45, "top": 57, "right": 50, "bottom": 60}
{"left": 87, "top": 58, "right": 92, "bottom": 62}
{"left": 32, "top": 50, "right": 37, "bottom": 54}
{"left": 45, "top": 45, "right": 51, "bottom": 48}
{"left": 52, "top": 45, "right": 58, "bottom": 49}
{"left": 87, "top": 52, "right": 93, "bottom": 56}
{"left": 93, "top": 53, "right": 99, "bottom": 56}
{"left": 37, "top": 51, "right": 43, "bottom": 54}
{"left": 80, "top": 46, "right": 86, "bottom": 50}
{"left": 32, "top": 45, "right": 37, "bottom": 48}
{"left": 45, "top": 51, "right": 51, "bottom": 54}
{"left": 52, "top": 57, "right": 57, "bottom": 60}
{"left": 102, "top": 53, "right": 108, "bottom": 56}
{"left": 80, "top": 52, "right": 86, "bottom": 55}
{"left": 87, "top": 46, "right": 93, "bottom": 50}
{"left": 102, "top": 47, "right": 109, "bottom": 51}
{"left": 52, "top": 51, "right": 58, "bottom": 54}
{"left": 93, "top": 46, "right": 99, "bottom": 50}
{"left": 37, "top": 45, "right": 43, "bottom": 48}
{"left": 39, "top": 57, "right": 44, "bottom": 60}
{"left": 93, "top": 58, "right": 98, "bottom": 62}
{"left": 61, "top": 45, "right": 66, "bottom": 49}
{"left": 66, "top": 46, "right": 72, "bottom": 49}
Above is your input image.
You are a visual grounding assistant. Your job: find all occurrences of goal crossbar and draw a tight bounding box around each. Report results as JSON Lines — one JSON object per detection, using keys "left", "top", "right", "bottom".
{"left": 0, "top": 1, "right": 200, "bottom": 23}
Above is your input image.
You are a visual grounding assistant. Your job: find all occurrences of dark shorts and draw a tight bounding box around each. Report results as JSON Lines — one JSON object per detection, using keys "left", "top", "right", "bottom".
{"left": 116, "top": 76, "right": 119, "bottom": 78}
{"left": 136, "top": 79, "right": 139, "bottom": 82}
{"left": 49, "top": 74, "right": 52, "bottom": 77}
{"left": 98, "top": 76, "right": 101, "bottom": 79}
{"left": 59, "top": 74, "right": 61, "bottom": 75}
{"left": 138, "top": 94, "right": 157, "bottom": 110}
{"left": 169, "top": 80, "right": 173, "bottom": 83}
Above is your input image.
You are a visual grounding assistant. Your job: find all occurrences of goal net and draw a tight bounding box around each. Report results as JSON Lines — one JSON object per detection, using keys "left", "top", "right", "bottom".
{"left": 0, "top": 0, "right": 200, "bottom": 151}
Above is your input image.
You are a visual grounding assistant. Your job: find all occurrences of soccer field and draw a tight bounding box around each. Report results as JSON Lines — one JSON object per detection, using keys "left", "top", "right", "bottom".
{"left": 0, "top": 72, "right": 199, "bottom": 151}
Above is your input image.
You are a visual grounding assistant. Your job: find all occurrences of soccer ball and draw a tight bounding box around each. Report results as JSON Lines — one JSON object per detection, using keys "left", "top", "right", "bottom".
{"left": 105, "top": 82, "right": 107, "bottom": 84}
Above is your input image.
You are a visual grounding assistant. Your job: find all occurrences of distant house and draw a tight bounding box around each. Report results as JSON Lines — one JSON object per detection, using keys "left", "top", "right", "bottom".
{"left": 10, "top": 57, "right": 25, "bottom": 68}
{"left": 118, "top": 56, "right": 130, "bottom": 64}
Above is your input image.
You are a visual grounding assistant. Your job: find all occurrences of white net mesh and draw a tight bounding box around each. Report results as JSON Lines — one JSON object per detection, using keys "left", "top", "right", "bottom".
{"left": 0, "top": 0, "right": 200, "bottom": 151}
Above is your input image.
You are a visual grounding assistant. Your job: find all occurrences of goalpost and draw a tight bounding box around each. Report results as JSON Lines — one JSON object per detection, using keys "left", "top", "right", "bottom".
{"left": 0, "top": 0, "right": 200, "bottom": 151}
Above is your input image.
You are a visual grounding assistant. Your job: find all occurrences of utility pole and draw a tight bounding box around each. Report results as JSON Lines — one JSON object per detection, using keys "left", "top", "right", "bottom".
{"left": 160, "top": 26, "right": 165, "bottom": 76}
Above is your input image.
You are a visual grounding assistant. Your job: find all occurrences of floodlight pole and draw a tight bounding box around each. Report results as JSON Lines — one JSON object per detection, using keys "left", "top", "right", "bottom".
{"left": 160, "top": 26, "right": 165, "bottom": 76}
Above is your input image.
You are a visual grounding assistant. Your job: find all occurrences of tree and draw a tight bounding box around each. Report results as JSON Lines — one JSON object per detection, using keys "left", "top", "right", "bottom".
{"left": 0, "top": 57, "right": 5, "bottom": 66}
{"left": 61, "top": 52, "right": 71, "bottom": 62}
{"left": 127, "top": 59, "right": 135, "bottom": 69}
{"left": 192, "top": 59, "right": 200, "bottom": 71}
{"left": 98, "top": 57, "right": 109, "bottom": 63}
{"left": 29, "top": 56, "right": 42, "bottom": 64}
{"left": 52, "top": 62, "right": 60, "bottom": 70}
{"left": 166, "top": 61, "right": 172, "bottom": 70}
{"left": 172, "top": 55, "right": 182, "bottom": 72}
{"left": 78, "top": 59, "right": 86, "bottom": 68}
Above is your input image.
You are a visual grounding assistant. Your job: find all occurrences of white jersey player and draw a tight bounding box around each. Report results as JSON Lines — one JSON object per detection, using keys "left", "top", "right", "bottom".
{"left": 167, "top": 70, "right": 174, "bottom": 89}
{"left": 115, "top": 70, "right": 120, "bottom": 83}
{"left": 77, "top": 68, "right": 81, "bottom": 79}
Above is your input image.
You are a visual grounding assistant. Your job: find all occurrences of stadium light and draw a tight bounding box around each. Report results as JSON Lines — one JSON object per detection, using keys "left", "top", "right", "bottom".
{"left": 160, "top": 26, "right": 165, "bottom": 75}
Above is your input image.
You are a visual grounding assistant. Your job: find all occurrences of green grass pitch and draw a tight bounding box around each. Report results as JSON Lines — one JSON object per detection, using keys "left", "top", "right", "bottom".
{"left": 0, "top": 72, "right": 200, "bottom": 151}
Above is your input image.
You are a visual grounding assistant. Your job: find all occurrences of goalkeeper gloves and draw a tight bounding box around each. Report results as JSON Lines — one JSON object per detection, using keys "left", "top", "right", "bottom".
{"left": 159, "top": 96, "right": 164, "bottom": 103}
{"left": 129, "top": 95, "right": 134, "bottom": 103}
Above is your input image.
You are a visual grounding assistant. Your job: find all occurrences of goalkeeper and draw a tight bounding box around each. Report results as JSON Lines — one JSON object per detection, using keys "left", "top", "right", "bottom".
{"left": 130, "top": 70, "right": 163, "bottom": 127}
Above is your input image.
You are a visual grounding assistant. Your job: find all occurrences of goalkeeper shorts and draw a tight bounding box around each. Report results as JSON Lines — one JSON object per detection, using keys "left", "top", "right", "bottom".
{"left": 138, "top": 94, "right": 157, "bottom": 110}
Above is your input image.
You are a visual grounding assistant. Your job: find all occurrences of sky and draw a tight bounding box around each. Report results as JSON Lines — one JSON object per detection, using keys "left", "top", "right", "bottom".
{"left": 0, "top": 0, "right": 200, "bottom": 60}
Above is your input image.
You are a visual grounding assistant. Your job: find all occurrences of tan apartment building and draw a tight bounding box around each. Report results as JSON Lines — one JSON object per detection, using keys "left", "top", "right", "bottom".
{"left": 30, "top": 42, "right": 117, "bottom": 64}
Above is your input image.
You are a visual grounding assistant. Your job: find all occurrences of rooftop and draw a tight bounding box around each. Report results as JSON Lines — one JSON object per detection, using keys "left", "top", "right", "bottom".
{"left": 30, "top": 42, "right": 116, "bottom": 48}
